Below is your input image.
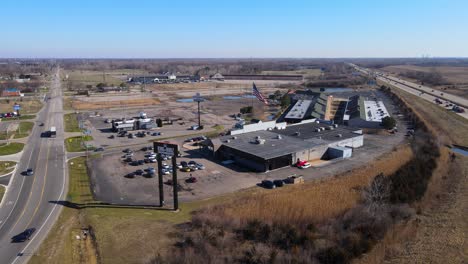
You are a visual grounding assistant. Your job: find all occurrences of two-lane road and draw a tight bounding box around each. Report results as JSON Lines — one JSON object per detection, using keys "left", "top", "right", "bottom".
{"left": 0, "top": 67, "right": 67, "bottom": 264}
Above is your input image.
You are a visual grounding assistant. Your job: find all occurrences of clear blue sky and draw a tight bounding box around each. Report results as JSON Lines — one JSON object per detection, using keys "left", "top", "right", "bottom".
{"left": 1, "top": 0, "right": 467, "bottom": 58}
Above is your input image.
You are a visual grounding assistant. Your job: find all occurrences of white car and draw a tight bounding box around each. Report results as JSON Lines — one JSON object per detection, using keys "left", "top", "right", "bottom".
{"left": 299, "top": 162, "right": 311, "bottom": 169}
{"left": 161, "top": 163, "right": 169, "bottom": 169}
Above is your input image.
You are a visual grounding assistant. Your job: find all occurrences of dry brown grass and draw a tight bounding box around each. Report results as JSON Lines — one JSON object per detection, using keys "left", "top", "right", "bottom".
{"left": 71, "top": 98, "right": 160, "bottom": 110}
{"left": 0, "top": 99, "right": 43, "bottom": 114}
{"left": 355, "top": 86, "right": 468, "bottom": 264}
{"left": 218, "top": 145, "right": 413, "bottom": 225}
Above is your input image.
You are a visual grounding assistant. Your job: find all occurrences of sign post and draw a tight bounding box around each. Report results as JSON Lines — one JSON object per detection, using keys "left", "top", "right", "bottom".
{"left": 154, "top": 141, "right": 179, "bottom": 211}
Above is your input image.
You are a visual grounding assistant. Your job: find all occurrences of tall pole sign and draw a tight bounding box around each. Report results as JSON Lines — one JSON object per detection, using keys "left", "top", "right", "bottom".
{"left": 193, "top": 93, "right": 205, "bottom": 129}
{"left": 154, "top": 141, "right": 179, "bottom": 211}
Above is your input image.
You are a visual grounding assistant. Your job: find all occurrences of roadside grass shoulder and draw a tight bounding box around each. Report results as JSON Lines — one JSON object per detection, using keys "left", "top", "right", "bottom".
{"left": 13, "top": 121, "right": 34, "bottom": 139}
{"left": 0, "top": 161, "right": 16, "bottom": 175}
{"left": 65, "top": 136, "right": 93, "bottom": 152}
{"left": 0, "top": 143, "right": 24, "bottom": 155}
{"left": 0, "top": 185, "right": 5, "bottom": 203}
{"left": 64, "top": 113, "right": 81, "bottom": 132}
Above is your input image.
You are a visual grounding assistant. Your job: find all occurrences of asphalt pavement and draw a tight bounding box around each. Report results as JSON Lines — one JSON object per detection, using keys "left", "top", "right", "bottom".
{"left": 0, "top": 67, "right": 67, "bottom": 264}
{"left": 349, "top": 63, "right": 468, "bottom": 120}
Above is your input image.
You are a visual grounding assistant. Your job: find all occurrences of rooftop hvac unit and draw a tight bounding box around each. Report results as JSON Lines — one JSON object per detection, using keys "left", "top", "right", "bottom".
{"left": 256, "top": 139, "right": 266, "bottom": 145}
{"left": 276, "top": 135, "right": 282, "bottom": 139}
{"left": 315, "top": 128, "right": 320, "bottom": 132}
{"left": 294, "top": 131, "right": 301, "bottom": 136}
{"left": 334, "top": 124, "right": 338, "bottom": 128}
{"left": 256, "top": 136, "right": 261, "bottom": 140}
{"left": 232, "top": 136, "right": 237, "bottom": 140}
{"left": 316, "top": 120, "right": 320, "bottom": 123}
{"left": 225, "top": 139, "right": 231, "bottom": 143}
{"left": 337, "top": 134, "right": 342, "bottom": 138}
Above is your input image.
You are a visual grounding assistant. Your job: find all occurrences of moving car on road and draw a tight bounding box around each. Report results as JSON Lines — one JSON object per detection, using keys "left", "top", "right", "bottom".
{"left": 11, "top": 228, "right": 36, "bottom": 243}
{"left": 26, "top": 168, "right": 34, "bottom": 176}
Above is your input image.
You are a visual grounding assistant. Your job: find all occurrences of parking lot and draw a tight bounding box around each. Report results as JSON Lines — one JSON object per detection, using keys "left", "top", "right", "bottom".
{"left": 88, "top": 144, "right": 261, "bottom": 206}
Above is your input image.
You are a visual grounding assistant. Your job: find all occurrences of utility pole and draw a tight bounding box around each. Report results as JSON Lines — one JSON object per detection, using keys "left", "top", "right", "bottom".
{"left": 193, "top": 93, "right": 204, "bottom": 129}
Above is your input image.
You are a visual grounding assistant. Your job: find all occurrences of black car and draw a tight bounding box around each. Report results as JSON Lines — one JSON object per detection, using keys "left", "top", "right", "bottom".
{"left": 130, "top": 161, "right": 139, "bottom": 166}
{"left": 123, "top": 148, "right": 131, "bottom": 153}
{"left": 26, "top": 168, "right": 34, "bottom": 176}
{"left": 108, "top": 135, "right": 115, "bottom": 139}
{"left": 188, "top": 160, "right": 197, "bottom": 165}
{"left": 135, "top": 169, "right": 144, "bottom": 175}
{"left": 141, "top": 146, "right": 149, "bottom": 151}
{"left": 180, "top": 161, "right": 188, "bottom": 168}
{"left": 273, "top": 180, "right": 284, "bottom": 187}
{"left": 137, "top": 160, "right": 145, "bottom": 165}
{"left": 261, "top": 180, "right": 276, "bottom": 189}
{"left": 124, "top": 157, "right": 133, "bottom": 162}
{"left": 94, "top": 147, "right": 104, "bottom": 152}
{"left": 125, "top": 172, "right": 136, "bottom": 178}
{"left": 39, "top": 123, "right": 44, "bottom": 127}
{"left": 11, "top": 228, "right": 36, "bottom": 243}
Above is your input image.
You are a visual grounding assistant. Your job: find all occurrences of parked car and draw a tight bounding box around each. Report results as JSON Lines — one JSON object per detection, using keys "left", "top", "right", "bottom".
{"left": 11, "top": 228, "right": 36, "bottom": 243}
{"left": 180, "top": 166, "right": 193, "bottom": 172}
{"left": 94, "top": 147, "right": 104, "bottom": 152}
{"left": 161, "top": 169, "right": 170, "bottom": 175}
{"left": 135, "top": 169, "right": 144, "bottom": 175}
{"left": 151, "top": 132, "right": 161, "bottom": 136}
{"left": 124, "top": 157, "right": 133, "bottom": 162}
{"left": 261, "top": 180, "right": 276, "bottom": 189}
{"left": 180, "top": 161, "right": 188, "bottom": 168}
{"left": 195, "top": 162, "right": 205, "bottom": 170}
{"left": 130, "top": 161, "right": 139, "bottom": 166}
{"left": 299, "top": 162, "right": 311, "bottom": 169}
{"left": 137, "top": 160, "right": 145, "bottom": 165}
{"left": 125, "top": 172, "right": 136, "bottom": 178}
{"left": 273, "top": 180, "right": 284, "bottom": 187}
{"left": 108, "top": 135, "right": 115, "bottom": 139}
{"left": 161, "top": 163, "right": 169, "bottom": 169}
{"left": 123, "top": 148, "right": 131, "bottom": 153}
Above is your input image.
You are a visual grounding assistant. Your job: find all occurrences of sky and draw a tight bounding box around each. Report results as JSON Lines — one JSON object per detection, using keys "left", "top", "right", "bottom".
{"left": 1, "top": 0, "right": 467, "bottom": 58}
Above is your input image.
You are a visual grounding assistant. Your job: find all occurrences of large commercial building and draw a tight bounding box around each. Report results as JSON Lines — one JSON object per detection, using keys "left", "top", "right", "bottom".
{"left": 209, "top": 121, "right": 363, "bottom": 172}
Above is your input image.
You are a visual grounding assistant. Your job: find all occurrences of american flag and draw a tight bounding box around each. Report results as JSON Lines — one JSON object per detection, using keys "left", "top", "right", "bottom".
{"left": 252, "top": 83, "right": 269, "bottom": 105}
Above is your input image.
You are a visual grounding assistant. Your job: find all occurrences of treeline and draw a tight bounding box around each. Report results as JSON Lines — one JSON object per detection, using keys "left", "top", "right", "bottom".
{"left": 150, "top": 85, "right": 442, "bottom": 264}
{"left": 58, "top": 59, "right": 350, "bottom": 76}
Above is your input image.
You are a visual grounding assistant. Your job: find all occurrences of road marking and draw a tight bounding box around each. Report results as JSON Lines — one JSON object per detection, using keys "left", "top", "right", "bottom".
{"left": 6, "top": 86, "right": 52, "bottom": 233}
{"left": 0, "top": 137, "right": 38, "bottom": 231}
{"left": 12, "top": 69, "right": 67, "bottom": 264}
{"left": 25, "top": 144, "right": 51, "bottom": 228}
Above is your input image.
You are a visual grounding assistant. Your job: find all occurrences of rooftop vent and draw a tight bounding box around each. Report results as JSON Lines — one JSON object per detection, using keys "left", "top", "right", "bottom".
{"left": 337, "top": 134, "right": 342, "bottom": 138}
{"left": 231, "top": 136, "right": 237, "bottom": 140}
{"left": 276, "top": 135, "right": 282, "bottom": 139}
{"left": 294, "top": 131, "right": 301, "bottom": 136}
{"left": 225, "top": 139, "right": 231, "bottom": 143}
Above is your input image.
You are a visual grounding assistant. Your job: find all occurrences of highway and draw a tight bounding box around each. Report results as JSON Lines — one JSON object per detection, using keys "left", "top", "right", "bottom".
{"left": 0, "top": 67, "right": 67, "bottom": 264}
{"left": 349, "top": 63, "right": 468, "bottom": 120}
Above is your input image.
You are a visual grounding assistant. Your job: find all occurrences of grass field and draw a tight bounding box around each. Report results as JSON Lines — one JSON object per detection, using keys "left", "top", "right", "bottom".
{"left": 64, "top": 113, "right": 81, "bottom": 132}
{"left": 0, "top": 122, "right": 34, "bottom": 140}
{"left": 63, "top": 97, "right": 74, "bottom": 111}
{"left": 0, "top": 143, "right": 24, "bottom": 155}
{"left": 0, "top": 99, "right": 43, "bottom": 114}
{"left": 65, "top": 136, "right": 93, "bottom": 152}
{"left": 0, "top": 185, "right": 5, "bottom": 204}
{"left": 0, "top": 161, "right": 16, "bottom": 175}
{"left": 64, "top": 70, "right": 124, "bottom": 86}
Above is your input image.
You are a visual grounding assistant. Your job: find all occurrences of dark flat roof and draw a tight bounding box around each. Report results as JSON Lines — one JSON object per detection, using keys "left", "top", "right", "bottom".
{"left": 273, "top": 122, "right": 361, "bottom": 142}
{"left": 220, "top": 130, "right": 318, "bottom": 160}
